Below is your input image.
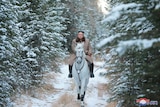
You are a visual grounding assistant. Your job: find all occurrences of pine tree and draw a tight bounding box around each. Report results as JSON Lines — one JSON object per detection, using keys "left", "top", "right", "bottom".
{"left": 0, "top": 0, "right": 70, "bottom": 106}
{"left": 0, "top": 0, "right": 22, "bottom": 106}
{"left": 97, "top": 0, "right": 160, "bottom": 106}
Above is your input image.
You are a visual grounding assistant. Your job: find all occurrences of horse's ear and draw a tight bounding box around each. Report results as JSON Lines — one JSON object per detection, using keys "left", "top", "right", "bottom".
{"left": 81, "top": 42, "right": 84, "bottom": 46}
{"left": 75, "top": 43, "right": 79, "bottom": 51}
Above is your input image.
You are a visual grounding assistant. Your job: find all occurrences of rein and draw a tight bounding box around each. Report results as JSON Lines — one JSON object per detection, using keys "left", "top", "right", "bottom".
{"left": 75, "top": 56, "right": 85, "bottom": 90}
{"left": 75, "top": 56, "right": 85, "bottom": 73}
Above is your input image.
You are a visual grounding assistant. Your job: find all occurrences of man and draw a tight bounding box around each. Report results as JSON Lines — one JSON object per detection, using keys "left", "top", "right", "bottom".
{"left": 68, "top": 31, "right": 94, "bottom": 78}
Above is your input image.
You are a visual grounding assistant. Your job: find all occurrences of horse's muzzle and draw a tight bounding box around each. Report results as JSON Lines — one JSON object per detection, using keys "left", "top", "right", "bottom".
{"left": 76, "top": 57, "right": 82, "bottom": 64}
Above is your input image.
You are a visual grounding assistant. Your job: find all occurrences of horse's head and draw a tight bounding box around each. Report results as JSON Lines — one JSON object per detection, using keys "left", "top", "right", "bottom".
{"left": 75, "top": 43, "right": 85, "bottom": 63}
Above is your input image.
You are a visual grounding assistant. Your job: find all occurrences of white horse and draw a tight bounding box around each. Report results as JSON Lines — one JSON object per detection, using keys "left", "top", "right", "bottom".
{"left": 72, "top": 42, "right": 90, "bottom": 106}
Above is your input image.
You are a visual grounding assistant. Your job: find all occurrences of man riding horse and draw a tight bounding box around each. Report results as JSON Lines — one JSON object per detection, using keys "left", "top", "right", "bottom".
{"left": 68, "top": 31, "right": 94, "bottom": 78}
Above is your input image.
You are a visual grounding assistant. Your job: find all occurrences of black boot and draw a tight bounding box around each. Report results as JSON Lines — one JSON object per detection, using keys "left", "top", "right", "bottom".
{"left": 77, "top": 93, "right": 80, "bottom": 100}
{"left": 68, "top": 65, "right": 72, "bottom": 78}
{"left": 89, "top": 63, "right": 94, "bottom": 78}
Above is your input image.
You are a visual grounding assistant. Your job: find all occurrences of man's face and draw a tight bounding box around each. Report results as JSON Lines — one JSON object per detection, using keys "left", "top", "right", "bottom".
{"left": 78, "top": 32, "right": 84, "bottom": 39}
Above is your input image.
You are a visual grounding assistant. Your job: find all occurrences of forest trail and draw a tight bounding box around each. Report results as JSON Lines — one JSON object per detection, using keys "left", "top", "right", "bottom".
{"left": 13, "top": 60, "right": 116, "bottom": 107}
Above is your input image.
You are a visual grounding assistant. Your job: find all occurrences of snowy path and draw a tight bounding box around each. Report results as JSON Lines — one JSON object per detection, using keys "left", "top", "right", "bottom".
{"left": 13, "top": 61, "right": 111, "bottom": 107}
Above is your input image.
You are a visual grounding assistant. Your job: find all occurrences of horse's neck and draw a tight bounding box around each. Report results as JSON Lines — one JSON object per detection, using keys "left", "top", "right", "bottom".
{"left": 82, "top": 51, "right": 86, "bottom": 58}
{"left": 75, "top": 57, "right": 86, "bottom": 71}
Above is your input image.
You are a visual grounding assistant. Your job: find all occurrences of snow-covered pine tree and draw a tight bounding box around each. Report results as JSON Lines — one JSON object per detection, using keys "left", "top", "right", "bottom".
{"left": 0, "top": 0, "right": 22, "bottom": 106}
{"left": 0, "top": 0, "right": 70, "bottom": 106}
{"left": 17, "top": 0, "right": 68, "bottom": 88}
{"left": 97, "top": 0, "right": 160, "bottom": 106}
{"left": 39, "top": 0, "right": 68, "bottom": 71}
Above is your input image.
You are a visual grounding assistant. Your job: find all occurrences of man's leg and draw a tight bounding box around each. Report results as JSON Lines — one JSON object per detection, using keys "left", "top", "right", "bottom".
{"left": 89, "top": 62, "right": 94, "bottom": 78}
{"left": 86, "top": 55, "right": 94, "bottom": 78}
{"left": 68, "top": 65, "right": 72, "bottom": 78}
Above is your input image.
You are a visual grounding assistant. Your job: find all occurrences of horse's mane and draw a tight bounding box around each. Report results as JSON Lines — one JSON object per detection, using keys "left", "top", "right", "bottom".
{"left": 75, "top": 43, "right": 83, "bottom": 50}
{"left": 75, "top": 43, "right": 86, "bottom": 57}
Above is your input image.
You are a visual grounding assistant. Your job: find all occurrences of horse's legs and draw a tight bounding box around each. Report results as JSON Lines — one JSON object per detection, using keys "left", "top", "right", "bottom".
{"left": 74, "top": 76, "right": 81, "bottom": 100}
{"left": 81, "top": 78, "right": 88, "bottom": 96}
{"left": 77, "top": 86, "right": 81, "bottom": 100}
{"left": 80, "top": 79, "right": 86, "bottom": 103}
{"left": 80, "top": 94, "right": 85, "bottom": 107}
{"left": 80, "top": 80, "right": 88, "bottom": 107}
{"left": 81, "top": 94, "right": 84, "bottom": 101}
{"left": 76, "top": 84, "right": 81, "bottom": 100}
{"left": 84, "top": 78, "right": 89, "bottom": 96}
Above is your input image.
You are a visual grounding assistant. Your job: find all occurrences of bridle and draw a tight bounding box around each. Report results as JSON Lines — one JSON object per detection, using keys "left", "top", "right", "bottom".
{"left": 75, "top": 50, "right": 85, "bottom": 73}
{"left": 75, "top": 49, "right": 85, "bottom": 88}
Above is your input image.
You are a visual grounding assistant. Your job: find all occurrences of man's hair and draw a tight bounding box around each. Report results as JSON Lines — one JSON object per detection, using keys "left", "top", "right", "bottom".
{"left": 76, "top": 36, "right": 85, "bottom": 42}
{"left": 78, "top": 31, "right": 84, "bottom": 34}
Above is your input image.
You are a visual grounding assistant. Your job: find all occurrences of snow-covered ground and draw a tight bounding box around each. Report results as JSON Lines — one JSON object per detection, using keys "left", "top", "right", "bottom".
{"left": 13, "top": 61, "right": 111, "bottom": 107}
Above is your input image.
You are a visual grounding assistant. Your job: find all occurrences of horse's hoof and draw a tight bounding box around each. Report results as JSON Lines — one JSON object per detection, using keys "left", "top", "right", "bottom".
{"left": 68, "top": 74, "right": 72, "bottom": 78}
{"left": 81, "top": 101, "right": 85, "bottom": 107}
{"left": 90, "top": 74, "right": 94, "bottom": 78}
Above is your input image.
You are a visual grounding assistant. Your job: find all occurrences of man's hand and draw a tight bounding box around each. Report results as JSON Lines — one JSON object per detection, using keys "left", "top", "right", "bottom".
{"left": 86, "top": 51, "right": 92, "bottom": 56}
{"left": 85, "top": 51, "right": 88, "bottom": 55}
{"left": 88, "top": 53, "right": 92, "bottom": 56}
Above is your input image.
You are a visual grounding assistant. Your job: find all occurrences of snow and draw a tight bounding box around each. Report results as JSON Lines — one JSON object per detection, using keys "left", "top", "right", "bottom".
{"left": 138, "top": 26, "right": 154, "bottom": 34}
{"left": 116, "top": 38, "right": 160, "bottom": 56}
{"left": 133, "top": 18, "right": 154, "bottom": 34}
{"left": 96, "top": 33, "right": 121, "bottom": 49}
{"left": 13, "top": 61, "right": 110, "bottom": 107}
{"left": 97, "top": 0, "right": 110, "bottom": 15}
{"left": 132, "top": 17, "right": 146, "bottom": 28}
{"left": 155, "top": 3, "right": 160, "bottom": 9}
{"left": 40, "top": 46, "right": 49, "bottom": 51}
{"left": 0, "top": 28, "right": 7, "bottom": 33}
{"left": 27, "top": 50, "right": 36, "bottom": 57}
{"left": 101, "top": 3, "right": 142, "bottom": 23}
